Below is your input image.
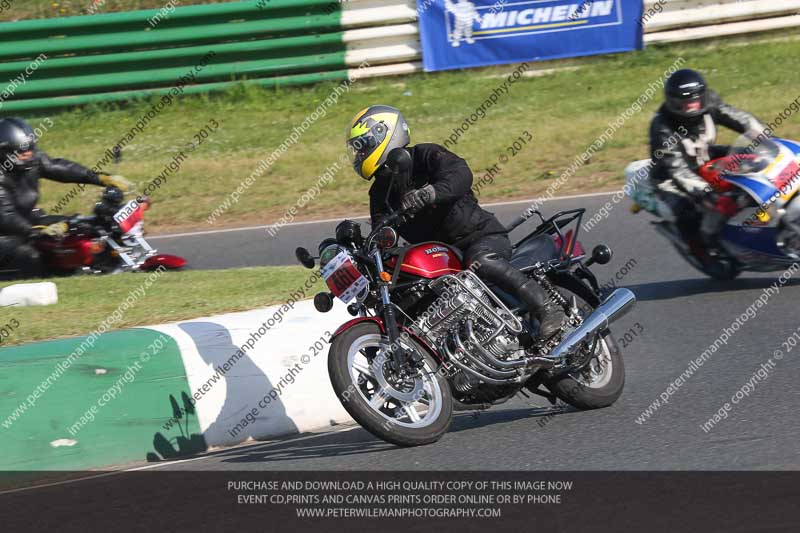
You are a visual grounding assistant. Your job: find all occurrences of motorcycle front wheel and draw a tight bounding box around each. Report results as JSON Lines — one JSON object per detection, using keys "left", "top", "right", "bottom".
{"left": 776, "top": 202, "right": 800, "bottom": 261}
{"left": 328, "top": 322, "right": 453, "bottom": 447}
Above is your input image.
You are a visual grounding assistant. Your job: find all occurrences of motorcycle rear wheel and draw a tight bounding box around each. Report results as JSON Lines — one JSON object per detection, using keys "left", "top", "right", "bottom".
{"left": 328, "top": 322, "right": 453, "bottom": 447}
{"left": 545, "top": 280, "right": 625, "bottom": 409}
{"left": 670, "top": 242, "right": 740, "bottom": 280}
{"left": 547, "top": 331, "right": 625, "bottom": 409}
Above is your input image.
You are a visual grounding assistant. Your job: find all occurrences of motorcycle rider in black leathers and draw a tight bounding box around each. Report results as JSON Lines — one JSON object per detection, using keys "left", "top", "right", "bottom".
{"left": 0, "top": 117, "right": 130, "bottom": 277}
{"left": 650, "top": 69, "right": 765, "bottom": 267}
{"left": 347, "top": 105, "right": 564, "bottom": 339}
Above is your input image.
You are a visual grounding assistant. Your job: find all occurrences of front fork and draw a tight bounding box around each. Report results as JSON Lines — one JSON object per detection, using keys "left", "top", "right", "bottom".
{"left": 372, "top": 250, "right": 422, "bottom": 371}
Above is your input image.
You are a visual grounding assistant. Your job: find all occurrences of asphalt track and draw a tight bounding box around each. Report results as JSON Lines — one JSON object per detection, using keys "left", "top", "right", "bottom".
{"left": 145, "top": 192, "right": 800, "bottom": 470}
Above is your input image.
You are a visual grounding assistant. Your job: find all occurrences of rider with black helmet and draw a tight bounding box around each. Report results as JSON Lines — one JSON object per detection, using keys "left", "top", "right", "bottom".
{"left": 347, "top": 105, "right": 564, "bottom": 339}
{"left": 0, "top": 117, "right": 130, "bottom": 276}
{"left": 650, "top": 69, "right": 765, "bottom": 266}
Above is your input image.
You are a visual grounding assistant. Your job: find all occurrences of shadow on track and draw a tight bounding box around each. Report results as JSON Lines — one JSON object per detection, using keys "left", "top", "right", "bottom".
{"left": 217, "top": 405, "right": 569, "bottom": 465}
{"left": 448, "top": 405, "right": 577, "bottom": 434}
{"left": 626, "top": 277, "right": 800, "bottom": 302}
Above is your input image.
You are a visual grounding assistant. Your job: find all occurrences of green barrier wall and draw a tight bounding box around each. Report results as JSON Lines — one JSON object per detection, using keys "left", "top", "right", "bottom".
{"left": 0, "top": 0, "right": 348, "bottom": 113}
{"left": 0, "top": 329, "right": 203, "bottom": 470}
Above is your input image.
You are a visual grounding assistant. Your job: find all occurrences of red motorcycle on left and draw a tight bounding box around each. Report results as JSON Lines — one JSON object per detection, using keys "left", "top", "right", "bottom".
{"left": 1, "top": 187, "right": 186, "bottom": 279}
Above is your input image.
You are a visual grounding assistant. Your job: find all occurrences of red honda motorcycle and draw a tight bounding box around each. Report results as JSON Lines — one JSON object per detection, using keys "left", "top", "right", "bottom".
{"left": 296, "top": 205, "right": 635, "bottom": 446}
{"left": 1, "top": 187, "right": 186, "bottom": 279}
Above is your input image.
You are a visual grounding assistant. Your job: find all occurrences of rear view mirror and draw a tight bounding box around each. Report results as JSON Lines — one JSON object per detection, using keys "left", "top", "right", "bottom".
{"left": 385, "top": 147, "right": 411, "bottom": 176}
{"left": 295, "top": 247, "right": 315, "bottom": 269}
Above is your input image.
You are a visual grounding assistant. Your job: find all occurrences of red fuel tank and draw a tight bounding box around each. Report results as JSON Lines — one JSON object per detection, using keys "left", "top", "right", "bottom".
{"left": 386, "top": 243, "right": 463, "bottom": 279}
{"left": 37, "top": 235, "right": 96, "bottom": 270}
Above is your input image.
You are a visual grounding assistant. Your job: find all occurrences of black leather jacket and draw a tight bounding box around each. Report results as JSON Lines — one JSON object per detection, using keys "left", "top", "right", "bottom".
{"left": 0, "top": 153, "right": 101, "bottom": 236}
{"left": 369, "top": 143, "right": 506, "bottom": 247}
{"left": 649, "top": 90, "right": 764, "bottom": 194}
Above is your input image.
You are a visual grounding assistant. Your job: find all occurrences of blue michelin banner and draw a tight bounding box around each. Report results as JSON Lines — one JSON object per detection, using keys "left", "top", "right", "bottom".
{"left": 417, "top": 0, "right": 644, "bottom": 72}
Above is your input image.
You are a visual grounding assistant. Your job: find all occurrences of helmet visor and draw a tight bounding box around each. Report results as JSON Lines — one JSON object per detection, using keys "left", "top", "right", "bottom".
{"left": 667, "top": 93, "right": 705, "bottom": 118}
{"left": 3, "top": 148, "right": 37, "bottom": 171}
{"left": 680, "top": 95, "right": 704, "bottom": 115}
{"left": 347, "top": 130, "right": 380, "bottom": 179}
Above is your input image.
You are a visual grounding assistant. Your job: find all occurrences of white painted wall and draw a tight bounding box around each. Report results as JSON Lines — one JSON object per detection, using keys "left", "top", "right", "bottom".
{"left": 150, "top": 300, "right": 355, "bottom": 447}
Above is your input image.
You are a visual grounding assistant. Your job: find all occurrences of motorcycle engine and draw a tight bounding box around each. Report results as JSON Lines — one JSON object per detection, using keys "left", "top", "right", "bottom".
{"left": 412, "top": 271, "right": 525, "bottom": 392}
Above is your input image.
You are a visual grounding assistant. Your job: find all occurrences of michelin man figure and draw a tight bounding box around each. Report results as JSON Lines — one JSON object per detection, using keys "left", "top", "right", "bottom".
{"left": 445, "top": 0, "right": 481, "bottom": 47}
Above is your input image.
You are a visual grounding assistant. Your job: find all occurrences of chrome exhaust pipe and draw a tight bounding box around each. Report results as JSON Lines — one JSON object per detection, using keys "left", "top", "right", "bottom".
{"left": 548, "top": 288, "right": 636, "bottom": 359}
{"left": 448, "top": 333, "right": 518, "bottom": 379}
{"left": 462, "top": 320, "right": 528, "bottom": 370}
{"left": 439, "top": 339, "right": 525, "bottom": 385}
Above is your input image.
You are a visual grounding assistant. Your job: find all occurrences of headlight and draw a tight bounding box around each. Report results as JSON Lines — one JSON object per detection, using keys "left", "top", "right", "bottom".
{"left": 374, "top": 227, "right": 398, "bottom": 249}
{"left": 319, "top": 244, "right": 343, "bottom": 268}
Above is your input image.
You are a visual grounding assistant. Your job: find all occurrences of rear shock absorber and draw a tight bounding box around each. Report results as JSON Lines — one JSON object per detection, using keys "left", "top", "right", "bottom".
{"left": 531, "top": 266, "right": 568, "bottom": 308}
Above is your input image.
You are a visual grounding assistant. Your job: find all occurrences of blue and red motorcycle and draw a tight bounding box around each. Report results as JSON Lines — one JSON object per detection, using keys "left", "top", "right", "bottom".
{"left": 626, "top": 136, "right": 800, "bottom": 279}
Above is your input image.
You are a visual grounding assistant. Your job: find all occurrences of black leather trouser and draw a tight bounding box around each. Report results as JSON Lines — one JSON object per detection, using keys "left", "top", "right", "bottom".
{"left": 657, "top": 188, "right": 703, "bottom": 243}
{"left": 0, "top": 210, "right": 67, "bottom": 277}
{"left": 460, "top": 233, "right": 550, "bottom": 318}
{"left": 0, "top": 235, "right": 44, "bottom": 277}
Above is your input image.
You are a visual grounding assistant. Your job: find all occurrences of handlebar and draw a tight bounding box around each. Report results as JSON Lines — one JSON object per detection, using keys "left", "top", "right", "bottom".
{"left": 379, "top": 210, "right": 408, "bottom": 227}
{"left": 366, "top": 209, "right": 409, "bottom": 243}
{"left": 31, "top": 216, "right": 98, "bottom": 239}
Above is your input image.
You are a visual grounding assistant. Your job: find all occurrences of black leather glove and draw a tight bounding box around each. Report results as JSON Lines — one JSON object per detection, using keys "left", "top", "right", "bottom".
{"left": 400, "top": 184, "right": 435, "bottom": 214}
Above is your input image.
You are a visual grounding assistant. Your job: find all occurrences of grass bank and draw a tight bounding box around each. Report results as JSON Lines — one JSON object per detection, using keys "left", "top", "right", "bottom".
{"left": 0, "top": 266, "right": 321, "bottom": 346}
{"left": 14, "top": 31, "right": 800, "bottom": 233}
{"left": 0, "top": 1, "right": 218, "bottom": 22}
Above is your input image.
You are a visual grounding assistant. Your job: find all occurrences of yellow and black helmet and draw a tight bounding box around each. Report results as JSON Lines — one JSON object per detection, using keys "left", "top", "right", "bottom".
{"left": 346, "top": 105, "right": 410, "bottom": 180}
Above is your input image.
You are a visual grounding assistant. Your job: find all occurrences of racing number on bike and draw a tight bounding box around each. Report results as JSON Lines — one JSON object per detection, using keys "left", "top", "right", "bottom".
{"left": 329, "top": 267, "right": 357, "bottom": 294}
{"left": 321, "top": 251, "right": 369, "bottom": 303}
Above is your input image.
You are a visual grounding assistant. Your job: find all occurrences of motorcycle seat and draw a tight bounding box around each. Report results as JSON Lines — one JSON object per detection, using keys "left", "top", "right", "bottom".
{"left": 510, "top": 234, "right": 559, "bottom": 269}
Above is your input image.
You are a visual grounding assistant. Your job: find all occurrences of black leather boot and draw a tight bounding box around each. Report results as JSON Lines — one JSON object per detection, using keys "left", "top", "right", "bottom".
{"left": 472, "top": 252, "right": 565, "bottom": 339}
{"left": 519, "top": 279, "right": 565, "bottom": 339}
